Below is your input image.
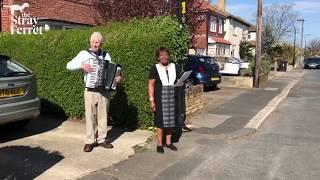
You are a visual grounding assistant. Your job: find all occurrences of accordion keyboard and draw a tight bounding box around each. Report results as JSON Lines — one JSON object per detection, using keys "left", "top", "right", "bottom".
{"left": 86, "top": 59, "right": 99, "bottom": 88}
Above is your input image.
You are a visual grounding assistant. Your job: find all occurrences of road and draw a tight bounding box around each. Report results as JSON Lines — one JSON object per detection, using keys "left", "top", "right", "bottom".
{"left": 81, "top": 70, "right": 320, "bottom": 180}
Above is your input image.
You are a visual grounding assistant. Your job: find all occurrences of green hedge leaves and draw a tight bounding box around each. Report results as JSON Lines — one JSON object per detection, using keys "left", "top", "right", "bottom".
{"left": 0, "top": 16, "right": 189, "bottom": 128}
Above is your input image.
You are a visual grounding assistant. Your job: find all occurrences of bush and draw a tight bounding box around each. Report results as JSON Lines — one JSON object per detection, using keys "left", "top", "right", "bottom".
{"left": 260, "top": 59, "right": 272, "bottom": 75}
{"left": 247, "top": 58, "right": 271, "bottom": 77}
{"left": 0, "top": 16, "right": 189, "bottom": 128}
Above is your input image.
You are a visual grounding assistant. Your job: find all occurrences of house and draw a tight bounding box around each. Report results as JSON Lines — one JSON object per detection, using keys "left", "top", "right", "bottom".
{"left": 0, "top": 0, "right": 104, "bottom": 32}
{"left": 189, "top": 0, "right": 232, "bottom": 57}
{"left": 224, "top": 14, "right": 252, "bottom": 58}
{"left": 190, "top": 0, "right": 256, "bottom": 59}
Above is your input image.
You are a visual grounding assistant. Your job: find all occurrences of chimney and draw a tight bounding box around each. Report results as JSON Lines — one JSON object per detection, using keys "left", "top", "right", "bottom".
{"left": 217, "top": 0, "right": 226, "bottom": 11}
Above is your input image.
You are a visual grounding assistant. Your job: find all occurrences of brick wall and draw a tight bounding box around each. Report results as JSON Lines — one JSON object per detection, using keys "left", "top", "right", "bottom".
{"left": 185, "top": 84, "right": 204, "bottom": 116}
{"left": 1, "top": 0, "right": 12, "bottom": 32}
{"left": 192, "top": 13, "right": 208, "bottom": 49}
{"left": 1, "top": 0, "right": 104, "bottom": 32}
{"left": 14, "top": 0, "right": 104, "bottom": 25}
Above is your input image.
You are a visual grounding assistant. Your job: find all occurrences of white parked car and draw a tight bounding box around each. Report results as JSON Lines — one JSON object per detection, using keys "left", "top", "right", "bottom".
{"left": 219, "top": 57, "right": 250, "bottom": 76}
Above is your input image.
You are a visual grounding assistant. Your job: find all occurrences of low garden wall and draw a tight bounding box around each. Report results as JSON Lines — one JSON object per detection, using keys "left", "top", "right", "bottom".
{"left": 185, "top": 84, "right": 204, "bottom": 115}
{"left": 220, "top": 73, "right": 270, "bottom": 89}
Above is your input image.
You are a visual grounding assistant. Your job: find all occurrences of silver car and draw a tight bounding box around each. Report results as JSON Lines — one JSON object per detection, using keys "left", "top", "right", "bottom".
{"left": 0, "top": 55, "right": 40, "bottom": 127}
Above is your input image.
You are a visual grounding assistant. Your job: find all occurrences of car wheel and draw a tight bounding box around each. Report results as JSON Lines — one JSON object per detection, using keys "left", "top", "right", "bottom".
{"left": 203, "top": 84, "right": 217, "bottom": 92}
{"left": 8, "top": 119, "right": 31, "bottom": 129}
{"left": 238, "top": 69, "right": 246, "bottom": 76}
{"left": 210, "top": 84, "right": 218, "bottom": 89}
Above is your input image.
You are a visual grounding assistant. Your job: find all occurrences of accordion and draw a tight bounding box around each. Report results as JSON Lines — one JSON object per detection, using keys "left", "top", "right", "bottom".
{"left": 85, "top": 58, "right": 121, "bottom": 90}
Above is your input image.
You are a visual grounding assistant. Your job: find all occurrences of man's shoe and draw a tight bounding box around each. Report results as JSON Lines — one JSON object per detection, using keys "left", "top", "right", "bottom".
{"left": 157, "top": 146, "right": 164, "bottom": 154}
{"left": 165, "top": 144, "right": 178, "bottom": 151}
{"left": 83, "top": 144, "right": 94, "bottom": 152}
{"left": 99, "top": 142, "right": 114, "bottom": 149}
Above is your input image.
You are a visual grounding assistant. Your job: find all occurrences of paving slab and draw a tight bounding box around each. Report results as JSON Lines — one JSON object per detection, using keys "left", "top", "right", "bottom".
{"left": 0, "top": 118, "right": 153, "bottom": 180}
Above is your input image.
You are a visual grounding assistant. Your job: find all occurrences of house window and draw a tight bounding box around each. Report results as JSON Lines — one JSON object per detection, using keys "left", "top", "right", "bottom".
{"left": 233, "top": 27, "right": 237, "bottom": 35}
{"left": 218, "top": 18, "right": 223, "bottom": 34}
{"left": 210, "top": 16, "right": 217, "bottom": 32}
{"left": 248, "top": 34, "right": 251, "bottom": 40}
{"left": 231, "top": 45, "right": 236, "bottom": 57}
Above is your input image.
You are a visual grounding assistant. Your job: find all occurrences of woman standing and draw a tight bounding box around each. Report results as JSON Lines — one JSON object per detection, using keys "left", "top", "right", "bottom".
{"left": 149, "top": 47, "right": 180, "bottom": 154}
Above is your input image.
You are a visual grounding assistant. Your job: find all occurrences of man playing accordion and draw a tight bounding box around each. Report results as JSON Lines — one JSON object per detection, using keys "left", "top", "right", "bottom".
{"left": 66, "top": 32, "right": 121, "bottom": 152}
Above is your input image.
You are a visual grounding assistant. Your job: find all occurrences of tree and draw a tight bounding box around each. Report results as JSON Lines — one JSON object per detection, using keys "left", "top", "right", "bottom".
{"left": 306, "top": 39, "right": 320, "bottom": 56}
{"left": 239, "top": 41, "right": 254, "bottom": 60}
{"left": 281, "top": 43, "right": 297, "bottom": 65}
{"left": 262, "top": 3, "right": 297, "bottom": 55}
{"left": 93, "top": 0, "right": 205, "bottom": 44}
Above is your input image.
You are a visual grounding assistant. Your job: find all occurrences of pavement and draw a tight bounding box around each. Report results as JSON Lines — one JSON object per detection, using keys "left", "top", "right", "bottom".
{"left": 0, "top": 69, "right": 304, "bottom": 179}
{"left": 79, "top": 70, "right": 305, "bottom": 180}
{"left": 0, "top": 117, "right": 153, "bottom": 179}
{"left": 191, "top": 70, "right": 303, "bottom": 139}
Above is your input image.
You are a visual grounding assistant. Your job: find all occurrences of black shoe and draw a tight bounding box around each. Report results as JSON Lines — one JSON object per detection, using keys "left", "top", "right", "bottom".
{"left": 83, "top": 144, "right": 94, "bottom": 152}
{"left": 165, "top": 144, "right": 178, "bottom": 151}
{"left": 183, "top": 126, "right": 192, "bottom": 132}
{"left": 99, "top": 142, "right": 114, "bottom": 149}
{"left": 157, "top": 146, "right": 164, "bottom": 154}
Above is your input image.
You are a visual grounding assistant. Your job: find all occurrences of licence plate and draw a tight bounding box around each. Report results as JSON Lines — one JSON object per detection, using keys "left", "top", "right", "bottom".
{"left": 211, "top": 77, "right": 220, "bottom": 81}
{"left": 0, "top": 88, "right": 24, "bottom": 99}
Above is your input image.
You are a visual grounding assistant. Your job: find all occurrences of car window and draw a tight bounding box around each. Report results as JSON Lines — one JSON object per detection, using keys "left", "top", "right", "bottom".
{"left": 198, "top": 58, "right": 205, "bottom": 63}
{"left": 227, "top": 58, "right": 238, "bottom": 63}
{"left": 0, "top": 59, "right": 30, "bottom": 78}
{"left": 306, "top": 58, "right": 320, "bottom": 63}
{"left": 205, "top": 57, "right": 217, "bottom": 65}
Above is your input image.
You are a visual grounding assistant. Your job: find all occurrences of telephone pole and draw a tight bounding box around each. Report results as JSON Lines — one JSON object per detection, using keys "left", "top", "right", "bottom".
{"left": 254, "top": 0, "right": 263, "bottom": 88}
{"left": 297, "top": 18, "right": 304, "bottom": 64}
{"left": 292, "top": 24, "right": 296, "bottom": 68}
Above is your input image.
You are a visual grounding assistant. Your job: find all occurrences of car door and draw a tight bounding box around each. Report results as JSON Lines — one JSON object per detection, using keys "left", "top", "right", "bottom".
{"left": 0, "top": 58, "right": 37, "bottom": 107}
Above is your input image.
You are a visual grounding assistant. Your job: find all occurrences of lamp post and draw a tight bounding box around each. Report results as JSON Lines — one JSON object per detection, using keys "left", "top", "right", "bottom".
{"left": 304, "top": 34, "right": 310, "bottom": 56}
{"left": 178, "top": 0, "right": 186, "bottom": 26}
{"left": 297, "top": 18, "right": 305, "bottom": 66}
{"left": 292, "top": 23, "right": 297, "bottom": 68}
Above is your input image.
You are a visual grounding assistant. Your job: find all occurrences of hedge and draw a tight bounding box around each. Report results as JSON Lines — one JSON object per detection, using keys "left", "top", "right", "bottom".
{"left": 0, "top": 16, "right": 189, "bottom": 128}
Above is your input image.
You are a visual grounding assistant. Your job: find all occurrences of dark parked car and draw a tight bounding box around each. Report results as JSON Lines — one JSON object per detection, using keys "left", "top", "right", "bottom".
{"left": 0, "top": 55, "right": 40, "bottom": 128}
{"left": 304, "top": 57, "right": 320, "bottom": 69}
{"left": 185, "top": 55, "right": 221, "bottom": 88}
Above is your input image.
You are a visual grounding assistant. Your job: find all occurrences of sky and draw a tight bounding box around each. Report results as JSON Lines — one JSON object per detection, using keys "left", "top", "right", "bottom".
{"left": 212, "top": 0, "right": 320, "bottom": 44}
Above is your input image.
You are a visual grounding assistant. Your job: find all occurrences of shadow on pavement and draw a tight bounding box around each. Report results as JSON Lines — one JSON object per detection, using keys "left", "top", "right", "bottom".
{"left": 106, "top": 127, "right": 126, "bottom": 143}
{"left": 0, "top": 146, "right": 63, "bottom": 179}
{"left": 0, "top": 115, "right": 66, "bottom": 143}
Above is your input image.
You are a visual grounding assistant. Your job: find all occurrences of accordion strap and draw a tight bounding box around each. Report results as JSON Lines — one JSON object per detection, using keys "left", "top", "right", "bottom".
{"left": 86, "top": 49, "right": 107, "bottom": 61}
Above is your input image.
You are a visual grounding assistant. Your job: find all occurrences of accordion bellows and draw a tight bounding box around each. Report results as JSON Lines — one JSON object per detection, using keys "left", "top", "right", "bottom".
{"left": 85, "top": 58, "right": 121, "bottom": 90}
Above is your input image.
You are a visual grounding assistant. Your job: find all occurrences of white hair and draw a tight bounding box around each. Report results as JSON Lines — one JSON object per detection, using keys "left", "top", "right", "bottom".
{"left": 90, "top": 32, "right": 104, "bottom": 43}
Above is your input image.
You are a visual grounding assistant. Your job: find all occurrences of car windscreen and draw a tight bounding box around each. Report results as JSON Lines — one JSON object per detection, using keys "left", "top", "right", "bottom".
{"left": 305, "top": 58, "right": 320, "bottom": 64}
{"left": 198, "top": 57, "right": 217, "bottom": 65}
{"left": 0, "top": 59, "right": 31, "bottom": 78}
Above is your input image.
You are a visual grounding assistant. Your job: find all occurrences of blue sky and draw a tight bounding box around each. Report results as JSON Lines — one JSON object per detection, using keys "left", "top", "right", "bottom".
{"left": 212, "top": 0, "right": 320, "bottom": 43}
